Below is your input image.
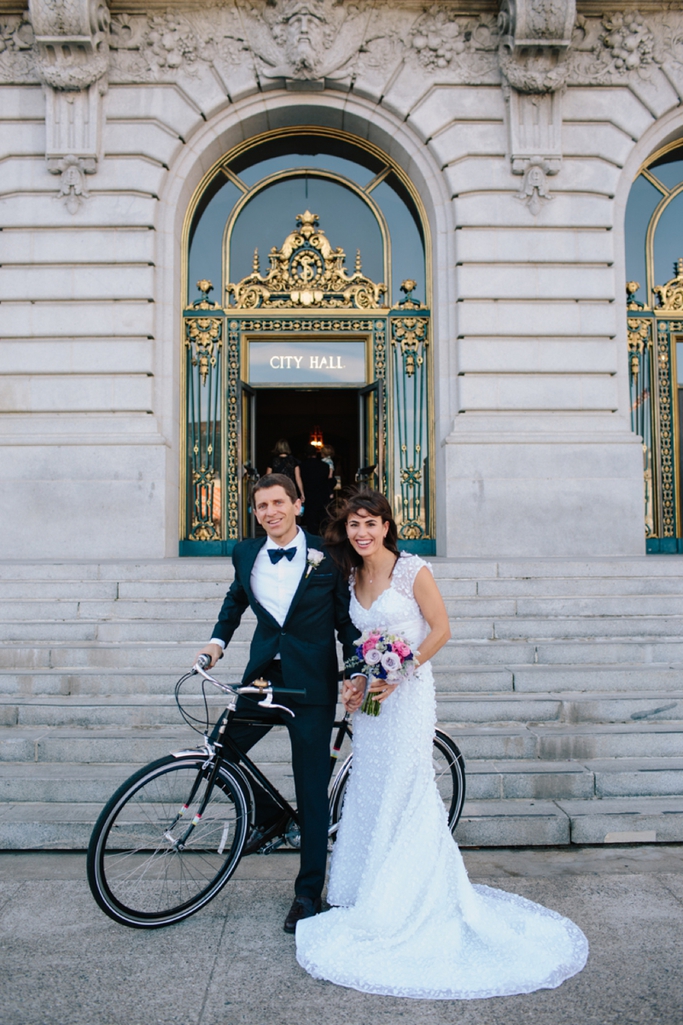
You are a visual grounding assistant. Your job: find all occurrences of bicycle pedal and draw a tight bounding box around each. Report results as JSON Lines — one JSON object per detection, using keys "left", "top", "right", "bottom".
{"left": 258, "top": 836, "right": 285, "bottom": 855}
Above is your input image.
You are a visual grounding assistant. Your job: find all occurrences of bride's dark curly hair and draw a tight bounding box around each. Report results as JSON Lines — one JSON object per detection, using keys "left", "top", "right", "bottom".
{"left": 323, "top": 490, "right": 400, "bottom": 580}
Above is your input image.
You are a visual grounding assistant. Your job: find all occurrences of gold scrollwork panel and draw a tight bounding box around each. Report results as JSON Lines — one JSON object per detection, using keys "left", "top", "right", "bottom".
{"left": 183, "top": 282, "right": 224, "bottom": 542}
{"left": 390, "top": 288, "right": 431, "bottom": 541}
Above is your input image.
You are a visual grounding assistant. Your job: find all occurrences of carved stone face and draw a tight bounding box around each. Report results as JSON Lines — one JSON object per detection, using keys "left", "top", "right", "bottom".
{"left": 282, "top": 9, "right": 325, "bottom": 71}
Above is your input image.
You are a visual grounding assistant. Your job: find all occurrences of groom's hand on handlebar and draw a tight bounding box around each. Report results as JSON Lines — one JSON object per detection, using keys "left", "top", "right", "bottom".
{"left": 194, "top": 643, "right": 224, "bottom": 669}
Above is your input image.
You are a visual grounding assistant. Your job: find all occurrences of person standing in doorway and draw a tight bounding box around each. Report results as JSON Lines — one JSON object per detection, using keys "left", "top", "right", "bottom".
{"left": 267, "top": 439, "right": 304, "bottom": 503}
{"left": 300, "top": 445, "right": 334, "bottom": 536}
{"left": 195, "top": 474, "right": 360, "bottom": 933}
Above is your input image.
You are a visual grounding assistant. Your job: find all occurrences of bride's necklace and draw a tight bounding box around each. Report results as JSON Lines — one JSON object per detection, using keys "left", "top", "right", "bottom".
{"left": 363, "top": 554, "right": 394, "bottom": 585}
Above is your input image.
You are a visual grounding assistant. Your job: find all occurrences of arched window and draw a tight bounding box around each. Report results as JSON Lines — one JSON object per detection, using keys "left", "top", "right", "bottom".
{"left": 187, "top": 132, "right": 426, "bottom": 309}
{"left": 625, "top": 142, "right": 683, "bottom": 549}
{"left": 180, "top": 130, "right": 433, "bottom": 554}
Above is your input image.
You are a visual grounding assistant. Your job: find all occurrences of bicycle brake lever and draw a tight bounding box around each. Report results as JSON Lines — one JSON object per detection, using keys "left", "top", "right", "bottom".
{"left": 257, "top": 693, "right": 295, "bottom": 716}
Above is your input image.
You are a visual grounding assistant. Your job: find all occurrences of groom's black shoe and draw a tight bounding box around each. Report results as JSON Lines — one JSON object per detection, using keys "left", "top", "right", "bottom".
{"left": 284, "top": 896, "right": 321, "bottom": 933}
{"left": 243, "top": 812, "right": 289, "bottom": 856}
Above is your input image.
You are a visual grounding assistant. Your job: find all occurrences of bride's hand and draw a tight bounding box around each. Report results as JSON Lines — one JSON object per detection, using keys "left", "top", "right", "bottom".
{"left": 342, "top": 677, "right": 365, "bottom": 713}
{"left": 368, "top": 680, "right": 399, "bottom": 703}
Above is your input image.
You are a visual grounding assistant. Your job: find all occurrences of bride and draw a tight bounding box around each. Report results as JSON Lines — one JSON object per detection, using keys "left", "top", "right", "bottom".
{"left": 295, "top": 491, "right": 588, "bottom": 1000}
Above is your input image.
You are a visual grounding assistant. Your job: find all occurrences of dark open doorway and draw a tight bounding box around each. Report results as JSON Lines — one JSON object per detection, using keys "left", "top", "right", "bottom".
{"left": 254, "top": 388, "right": 360, "bottom": 489}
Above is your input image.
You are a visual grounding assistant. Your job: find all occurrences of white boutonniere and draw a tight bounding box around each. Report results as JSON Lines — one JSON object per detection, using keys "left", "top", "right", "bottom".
{"left": 306, "top": 549, "right": 325, "bottom": 577}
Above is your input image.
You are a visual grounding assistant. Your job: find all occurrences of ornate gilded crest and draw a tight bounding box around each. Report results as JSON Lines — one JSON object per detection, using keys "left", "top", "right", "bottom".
{"left": 653, "top": 259, "right": 683, "bottom": 311}
{"left": 226, "top": 211, "right": 386, "bottom": 310}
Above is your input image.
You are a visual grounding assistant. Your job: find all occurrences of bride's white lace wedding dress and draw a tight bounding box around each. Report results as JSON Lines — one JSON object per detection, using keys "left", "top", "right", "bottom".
{"left": 296, "top": 553, "right": 588, "bottom": 999}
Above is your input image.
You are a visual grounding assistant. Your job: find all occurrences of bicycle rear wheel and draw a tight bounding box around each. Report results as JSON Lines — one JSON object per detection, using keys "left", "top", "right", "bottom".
{"left": 87, "top": 755, "right": 249, "bottom": 928}
{"left": 433, "top": 729, "right": 466, "bottom": 831}
{"left": 329, "top": 730, "right": 466, "bottom": 835}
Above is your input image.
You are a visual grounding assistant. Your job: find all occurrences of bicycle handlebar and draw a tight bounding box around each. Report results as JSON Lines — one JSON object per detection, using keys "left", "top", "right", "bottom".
{"left": 191, "top": 661, "right": 306, "bottom": 697}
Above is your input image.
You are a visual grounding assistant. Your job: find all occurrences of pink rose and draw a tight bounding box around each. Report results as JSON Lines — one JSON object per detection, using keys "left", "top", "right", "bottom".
{"left": 362, "top": 634, "right": 381, "bottom": 656}
{"left": 392, "top": 639, "right": 411, "bottom": 660}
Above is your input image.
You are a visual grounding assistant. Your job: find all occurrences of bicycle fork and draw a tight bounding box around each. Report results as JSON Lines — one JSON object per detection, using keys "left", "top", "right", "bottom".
{"left": 165, "top": 716, "right": 230, "bottom": 850}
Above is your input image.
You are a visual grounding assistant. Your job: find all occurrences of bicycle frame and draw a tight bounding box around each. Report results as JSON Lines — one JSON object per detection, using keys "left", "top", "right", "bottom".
{"left": 172, "top": 663, "right": 356, "bottom": 846}
{"left": 167, "top": 663, "right": 304, "bottom": 847}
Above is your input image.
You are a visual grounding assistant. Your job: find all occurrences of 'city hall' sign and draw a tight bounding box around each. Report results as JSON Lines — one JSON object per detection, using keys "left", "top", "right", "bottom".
{"left": 249, "top": 341, "right": 366, "bottom": 385}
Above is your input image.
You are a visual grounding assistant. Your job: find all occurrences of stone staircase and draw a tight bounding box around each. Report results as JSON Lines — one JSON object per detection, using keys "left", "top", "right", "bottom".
{"left": 1, "top": 556, "right": 682, "bottom": 848}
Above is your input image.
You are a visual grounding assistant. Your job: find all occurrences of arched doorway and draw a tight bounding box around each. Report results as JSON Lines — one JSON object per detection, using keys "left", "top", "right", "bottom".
{"left": 625, "top": 140, "right": 683, "bottom": 550}
{"left": 179, "top": 129, "right": 434, "bottom": 554}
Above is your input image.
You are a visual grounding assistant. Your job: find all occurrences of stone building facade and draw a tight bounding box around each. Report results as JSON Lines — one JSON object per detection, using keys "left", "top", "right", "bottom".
{"left": 1, "top": 0, "right": 683, "bottom": 562}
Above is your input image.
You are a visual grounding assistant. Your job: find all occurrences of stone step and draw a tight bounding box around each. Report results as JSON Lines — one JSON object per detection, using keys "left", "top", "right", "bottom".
{"left": 1, "top": 692, "right": 682, "bottom": 727}
{"left": 6, "top": 636, "right": 683, "bottom": 671}
{"left": 445, "top": 721, "right": 683, "bottom": 760}
{"left": 2, "top": 556, "right": 683, "bottom": 583}
{"left": 0, "top": 760, "right": 296, "bottom": 805}
{"left": 0, "top": 560, "right": 237, "bottom": 582}
{"left": 2, "top": 795, "right": 682, "bottom": 849}
{"left": 2, "top": 719, "right": 681, "bottom": 764}
{"left": 3, "top": 755, "right": 682, "bottom": 806}
{"left": 9, "top": 593, "right": 683, "bottom": 621}
{"left": 584, "top": 757, "right": 683, "bottom": 797}
{"left": 1, "top": 663, "right": 682, "bottom": 697}
{"left": 472, "top": 576, "right": 683, "bottom": 597}
{"left": 437, "top": 693, "right": 683, "bottom": 723}
{"left": 465, "top": 757, "right": 683, "bottom": 800}
{"left": 11, "top": 610, "right": 683, "bottom": 643}
{"left": 455, "top": 797, "right": 683, "bottom": 846}
{"left": 8, "top": 574, "right": 683, "bottom": 602}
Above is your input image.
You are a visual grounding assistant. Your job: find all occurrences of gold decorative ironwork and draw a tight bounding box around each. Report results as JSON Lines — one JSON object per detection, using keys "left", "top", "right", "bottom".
{"left": 391, "top": 316, "right": 429, "bottom": 378}
{"left": 626, "top": 281, "right": 642, "bottom": 310}
{"left": 187, "top": 318, "right": 221, "bottom": 386}
{"left": 656, "top": 320, "right": 676, "bottom": 536}
{"left": 654, "top": 259, "right": 683, "bottom": 311}
{"left": 625, "top": 278, "right": 683, "bottom": 541}
{"left": 226, "top": 211, "right": 386, "bottom": 310}
{"left": 400, "top": 465, "right": 422, "bottom": 488}
{"left": 626, "top": 291, "right": 655, "bottom": 538}
{"left": 390, "top": 288, "right": 430, "bottom": 540}
{"left": 226, "top": 319, "right": 241, "bottom": 541}
{"left": 184, "top": 280, "right": 224, "bottom": 543}
{"left": 627, "top": 317, "right": 650, "bottom": 378}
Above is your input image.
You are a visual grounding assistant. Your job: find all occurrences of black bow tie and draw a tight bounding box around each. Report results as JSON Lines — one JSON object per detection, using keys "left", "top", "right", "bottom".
{"left": 268, "top": 547, "right": 297, "bottom": 564}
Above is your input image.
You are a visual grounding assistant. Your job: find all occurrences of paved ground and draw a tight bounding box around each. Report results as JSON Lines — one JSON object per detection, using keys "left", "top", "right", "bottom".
{"left": 1, "top": 845, "right": 682, "bottom": 1025}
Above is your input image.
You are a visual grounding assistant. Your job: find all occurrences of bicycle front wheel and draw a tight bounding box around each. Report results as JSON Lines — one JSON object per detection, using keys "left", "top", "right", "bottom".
{"left": 330, "top": 730, "right": 466, "bottom": 835}
{"left": 87, "top": 755, "right": 249, "bottom": 929}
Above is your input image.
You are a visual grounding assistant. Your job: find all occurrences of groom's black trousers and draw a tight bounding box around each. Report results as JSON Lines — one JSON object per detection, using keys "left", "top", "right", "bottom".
{"left": 216, "top": 662, "right": 335, "bottom": 902}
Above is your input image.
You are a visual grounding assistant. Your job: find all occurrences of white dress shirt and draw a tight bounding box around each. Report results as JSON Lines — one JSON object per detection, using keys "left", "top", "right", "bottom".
{"left": 250, "top": 527, "right": 307, "bottom": 626}
{"left": 210, "top": 528, "right": 307, "bottom": 650}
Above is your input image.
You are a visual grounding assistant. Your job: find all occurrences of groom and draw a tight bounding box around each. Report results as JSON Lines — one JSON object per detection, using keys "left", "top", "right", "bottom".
{"left": 196, "top": 473, "right": 359, "bottom": 933}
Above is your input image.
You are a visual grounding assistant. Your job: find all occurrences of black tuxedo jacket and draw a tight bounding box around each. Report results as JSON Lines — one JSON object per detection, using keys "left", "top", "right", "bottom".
{"left": 210, "top": 532, "right": 358, "bottom": 705}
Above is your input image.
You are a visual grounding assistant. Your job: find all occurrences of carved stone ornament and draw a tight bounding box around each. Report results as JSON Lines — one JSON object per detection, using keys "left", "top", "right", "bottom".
{"left": 2, "top": 4, "right": 682, "bottom": 92}
{"left": 498, "top": 0, "right": 576, "bottom": 93}
{"left": 226, "top": 210, "right": 386, "bottom": 310}
{"left": 48, "top": 153, "right": 96, "bottom": 212}
{"left": 239, "top": 0, "right": 369, "bottom": 85}
{"left": 28, "top": 0, "right": 110, "bottom": 90}
{"left": 654, "top": 259, "right": 683, "bottom": 312}
{"left": 515, "top": 156, "right": 555, "bottom": 215}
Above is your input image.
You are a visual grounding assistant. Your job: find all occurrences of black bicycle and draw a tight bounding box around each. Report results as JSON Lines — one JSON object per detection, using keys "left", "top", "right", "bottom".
{"left": 87, "top": 658, "right": 466, "bottom": 929}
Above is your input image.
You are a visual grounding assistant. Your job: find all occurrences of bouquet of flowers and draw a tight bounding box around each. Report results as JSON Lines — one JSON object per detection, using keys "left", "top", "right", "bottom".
{"left": 344, "top": 631, "right": 416, "bottom": 716}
